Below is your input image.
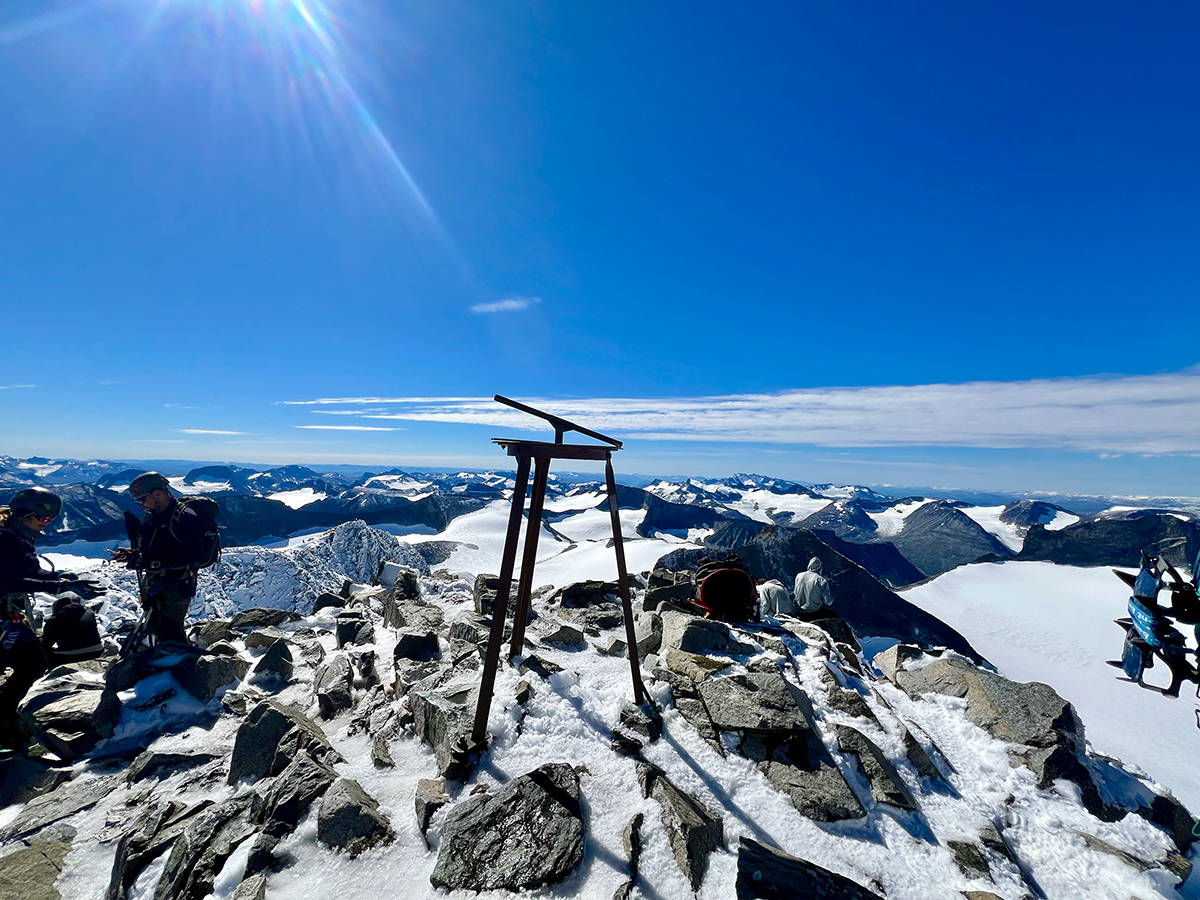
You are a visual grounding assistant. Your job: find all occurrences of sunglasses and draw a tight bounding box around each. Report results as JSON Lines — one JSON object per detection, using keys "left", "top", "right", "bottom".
{"left": 31, "top": 514, "right": 55, "bottom": 523}
{"left": 133, "top": 491, "right": 158, "bottom": 504}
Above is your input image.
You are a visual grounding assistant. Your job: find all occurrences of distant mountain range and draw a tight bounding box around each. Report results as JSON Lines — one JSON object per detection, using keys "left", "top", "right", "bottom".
{"left": 3, "top": 455, "right": 1197, "bottom": 585}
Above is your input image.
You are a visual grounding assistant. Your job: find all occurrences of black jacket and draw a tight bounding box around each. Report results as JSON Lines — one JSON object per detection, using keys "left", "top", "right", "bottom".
{"left": 41, "top": 595, "right": 102, "bottom": 661}
{"left": 139, "top": 500, "right": 208, "bottom": 573}
{"left": 0, "top": 521, "right": 61, "bottom": 598}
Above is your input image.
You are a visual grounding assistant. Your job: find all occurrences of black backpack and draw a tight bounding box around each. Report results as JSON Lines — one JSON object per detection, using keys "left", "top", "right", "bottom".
{"left": 171, "top": 496, "right": 221, "bottom": 569}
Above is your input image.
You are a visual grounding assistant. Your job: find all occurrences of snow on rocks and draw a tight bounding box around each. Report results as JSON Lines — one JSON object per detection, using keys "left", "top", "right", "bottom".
{"left": 2, "top": 522, "right": 1196, "bottom": 900}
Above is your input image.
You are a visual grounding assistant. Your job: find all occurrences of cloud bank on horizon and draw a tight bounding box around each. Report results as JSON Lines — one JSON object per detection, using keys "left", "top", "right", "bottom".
{"left": 281, "top": 369, "right": 1200, "bottom": 455}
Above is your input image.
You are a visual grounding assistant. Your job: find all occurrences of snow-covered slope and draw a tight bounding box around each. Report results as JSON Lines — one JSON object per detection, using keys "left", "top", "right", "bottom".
{"left": 902, "top": 561, "right": 1200, "bottom": 812}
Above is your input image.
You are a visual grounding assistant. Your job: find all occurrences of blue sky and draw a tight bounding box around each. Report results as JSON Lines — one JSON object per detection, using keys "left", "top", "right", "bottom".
{"left": 2, "top": 1, "right": 1198, "bottom": 495}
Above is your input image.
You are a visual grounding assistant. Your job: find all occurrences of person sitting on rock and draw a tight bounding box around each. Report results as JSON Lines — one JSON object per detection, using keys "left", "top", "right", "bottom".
{"left": 41, "top": 593, "right": 104, "bottom": 668}
{"left": 756, "top": 577, "right": 796, "bottom": 618}
{"left": 793, "top": 557, "right": 835, "bottom": 621}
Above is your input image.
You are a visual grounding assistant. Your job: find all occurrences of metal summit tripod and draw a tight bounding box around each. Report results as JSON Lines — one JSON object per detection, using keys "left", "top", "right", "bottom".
{"left": 468, "top": 395, "right": 648, "bottom": 750}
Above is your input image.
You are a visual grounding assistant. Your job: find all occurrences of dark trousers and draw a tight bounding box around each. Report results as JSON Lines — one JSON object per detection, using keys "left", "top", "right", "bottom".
{"left": 143, "top": 576, "right": 193, "bottom": 645}
{"left": 0, "top": 632, "right": 46, "bottom": 721}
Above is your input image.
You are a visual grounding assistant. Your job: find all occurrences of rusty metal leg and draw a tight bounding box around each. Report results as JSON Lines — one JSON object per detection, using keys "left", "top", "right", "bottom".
{"left": 471, "top": 454, "right": 531, "bottom": 746}
{"left": 606, "top": 455, "right": 646, "bottom": 704}
{"left": 509, "top": 455, "right": 550, "bottom": 659}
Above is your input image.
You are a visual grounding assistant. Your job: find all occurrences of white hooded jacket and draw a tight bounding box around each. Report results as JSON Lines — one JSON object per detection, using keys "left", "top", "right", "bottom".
{"left": 793, "top": 557, "right": 833, "bottom": 612}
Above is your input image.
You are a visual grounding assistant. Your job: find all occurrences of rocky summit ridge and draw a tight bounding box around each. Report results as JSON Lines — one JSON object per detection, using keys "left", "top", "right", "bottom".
{"left": 0, "top": 519, "right": 1194, "bottom": 900}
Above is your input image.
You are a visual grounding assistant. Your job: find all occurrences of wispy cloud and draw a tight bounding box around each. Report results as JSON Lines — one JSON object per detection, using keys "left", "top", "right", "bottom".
{"left": 469, "top": 296, "right": 541, "bottom": 315}
{"left": 0, "top": 384, "right": 36, "bottom": 390}
{"left": 284, "top": 370, "right": 1200, "bottom": 454}
{"left": 175, "top": 429, "right": 247, "bottom": 435}
{"left": 295, "top": 425, "right": 402, "bottom": 431}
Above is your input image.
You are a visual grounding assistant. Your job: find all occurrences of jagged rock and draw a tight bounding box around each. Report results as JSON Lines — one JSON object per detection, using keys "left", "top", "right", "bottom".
{"left": 154, "top": 793, "right": 261, "bottom": 900}
{"left": 599, "top": 637, "right": 628, "bottom": 656}
{"left": 127, "top": 751, "right": 222, "bottom": 784}
{"left": 20, "top": 663, "right": 121, "bottom": 761}
{"left": 541, "top": 624, "right": 585, "bottom": 646}
{"left": 644, "top": 575, "right": 693, "bottom": 611}
{"left": 1077, "top": 830, "right": 1192, "bottom": 884}
{"left": 227, "top": 700, "right": 337, "bottom": 784}
{"left": 430, "top": 763, "right": 584, "bottom": 891}
{"left": 518, "top": 655, "right": 563, "bottom": 679}
{"left": 698, "top": 672, "right": 809, "bottom": 733}
{"left": 901, "top": 726, "right": 949, "bottom": 783}
{"left": 313, "top": 655, "right": 354, "bottom": 719}
{"left": 835, "top": 725, "right": 918, "bottom": 810}
{"left": 0, "top": 840, "right": 71, "bottom": 900}
{"left": 633, "top": 612, "right": 662, "bottom": 656}
{"left": 613, "top": 812, "right": 644, "bottom": 900}
{"left": 259, "top": 750, "right": 336, "bottom": 837}
{"left": 242, "top": 628, "right": 287, "bottom": 650}
{"left": 448, "top": 613, "right": 491, "bottom": 646}
{"left": 553, "top": 579, "right": 620, "bottom": 607}
{"left": 818, "top": 665, "right": 877, "bottom": 721}
{"left": 294, "top": 637, "right": 326, "bottom": 666}
{"left": 758, "top": 736, "right": 865, "bottom": 822}
{"left": 106, "top": 799, "right": 214, "bottom": 900}
{"left": 515, "top": 679, "right": 533, "bottom": 704}
{"left": 393, "top": 659, "right": 444, "bottom": 698}
{"left": 393, "top": 629, "right": 441, "bottom": 663}
{"left": 172, "top": 651, "right": 250, "bottom": 703}
{"left": 665, "top": 648, "right": 727, "bottom": 682}
{"left": 383, "top": 566, "right": 422, "bottom": 627}
{"left": 872, "top": 643, "right": 927, "bottom": 684}
{"left": 473, "top": 574, "right": 500, "bottom": 614}
{"left": 1015, "top": 744, "right": 1108, "bottom": 818}
{"left": 250, "top": 641, "right": 293, "bottom": 686}
{"left": 735, "top": 836, "right": 881, "bottom": 899}
{"left": 558, "top": 603, "right": 624, "bottom": 633}
{"left": 1137, "top": 793, "right": 1197, "bottom": 852}
{"left": 409, "top": 674, "right": 476, "bottom": 777}
{"left": 611, "top": 702, "right": 662, "bottom": 755}
{"left": 660, "top": 611, "right": 752, "bottom": 656}
{"left": 229, "top": 875, "right": 267, "bottom": 900}
{"left": 243, "top": 834, "right": 282, "bottom": 878}
{"left": 189, "top": 620, "right": 236, "bottom": 648}
{"left": 231, "top": 608, "right": 299, "bottom": 630}
{"left": 639, "top": 762, "right": 723, "bottom": 890}
{"left": 415, "top": 778, "right": 449, "bottom": 835}
{"left": 335, "top": 611, "right": 374, "bottom": 648}
{"left": 371, "top": 734, "right": 395, "bottom": 768}
{"left": 348, "top": 649, "right": 379, "bottom": 687}
{"left": 312, "top": 591, "right": 345, "bottom": 614}
{"left": 673, "top": 695, "right": 723, "bottom": 754}
{"left": 317, "top": 777, "right": 395, "bottom": 857}
{"left": 0, "top": 773, "right": 119, "bottom": 841}
{"left": 947, "top": 840, "right": 991, "bottom": 881}
{"left": 0, "top": 752, "right": 71, "bottom": 806}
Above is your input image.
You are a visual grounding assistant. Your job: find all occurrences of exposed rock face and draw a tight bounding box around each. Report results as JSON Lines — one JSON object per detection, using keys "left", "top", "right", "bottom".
{"left": 835, "top": 725, "right": 917, "bottom": 810}
{"left": 430, "top": 763, "right": 585, "bottom": 891}
{"left": 415, "top": 778, "right": 449, "bottom": 835}
{"left": 251, "top": 640, "right": 293, "bottom": 684}
{"left": 154, "top": 793, "right": 261, "bottom": 900}
{"left": 638, "top": 762, "right": 723, "bottom": 890}
{"left": 314, "top": 654, "right": 354, "bottom": 719}
{"left": 334, "top": 611, "right": 374, "bottom": 648}
{"left": 317, "top": 777, "right": 395, "bottom": 857}
{"left": 409, "top": 673, "right": 477, "bottom": 777}
{"left": 107, "top": 799, "right": 215, "bottom": 900}
{"left": 393, "top": 629, "right": 441, "bottom": 663}
{"left": 1018, "top": 513, "right": 1199, "bottom": 569}
{"left": 127, "top": 751, "right": 222, "bottom": 785}
{"left": 735, "top": 836, "right": 881, "bottom": 899}
{"left": 230, "top": 608, "right": 298, "bottom": 630}
{"left": 172, "top": 651, "right": 250, "bottom": 702}
{"left": 227, "top": 700, "right": 337, "bottom": 784}
{"left": 0, "top": 840, "right": 71, "bottom": 900}
{"left": 19, "top": 662, "right": 121, "bottom": 761}
{"left": 258, "top": 750, "right": 337, "bottom": 837}
{"left": 884, "top": 501, "right": 1012, "bottom": 577}
{"left": 0, "top": 774, "right": 119, "bottom": 842}
{"left": 660, "top": 611, "right": 753, "bottom": 657}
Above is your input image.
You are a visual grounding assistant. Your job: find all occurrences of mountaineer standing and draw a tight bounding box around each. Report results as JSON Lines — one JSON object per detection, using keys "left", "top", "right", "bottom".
{"left": 113, "top": 472, "right": 219, "bottom": 645}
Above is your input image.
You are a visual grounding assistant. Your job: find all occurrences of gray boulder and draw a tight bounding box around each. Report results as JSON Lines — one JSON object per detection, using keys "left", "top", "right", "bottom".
{"left": 227, "top": 700, "right": 337, "bottom": 784}
{"left": 127, "top": 751, "right": 222, "bottom": 785}
{"left": 19, "top": 663, "right": 122, "bottom": 761}
{"left": 541, "top": 624, "right": 585, "bottom": 646}
{"left": 415, "top": 778, "right": 449, "bottom": 835}
{"left": 154, "top": 793, "right": 261, "bottom": 900}
{"left": 231, "top": 608, "right": 298, "bottom": 630}
{"left": 251, "top": 640, "right": 293, "bottom": 684}
{"left": 835, "top": 725, "right": 917, "bottom": 810}
{"left": 172, "top": 651, "right": 250, "bottom": 703}
{"left": 189, "top": 620, "right": 235, "bottom": 648}
{"left": 698, "top": 672, "right": 809, "bottom": 733}
{"left": 660, "top": 611, "right": 753, "bottom": 657}
{"left": 259, "top": 750, "right": 337, "bottom": 837}
{"left": 106, "top": 798, "right": 214, "bottom": 900}
{"left": 430, "top": 763, "right": 584, "bottom": 891}
{"left": 639, "top": 762, "right": 722, "bottom": 891}
{"left": 735, "top": 836, "right": 881, "bottom": 899}
{"left": 313, "top": 655, "right": 354, "bottom": 720}
{"left": 409, "top": 673, "right": 478, "bottom": 777}
{"left": 0, "top": 840, "right": 72, "bottom": 900}
{"left": 0, "top": 774, "right": 119, "bottom": 841}
{"left": 317, "top": 777, "right": 395, "bottom": 857}
{"left": 393, "top": 629, "right": 441, "bottom": 663}
{"left": 229, "top": 875, "right": 267, "bottom": 900}
{"left": 335, "top": 611, "right": 374, "bottom": 648}
{"left": 312, "top": 591, "right": 345, "bottom": 614}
